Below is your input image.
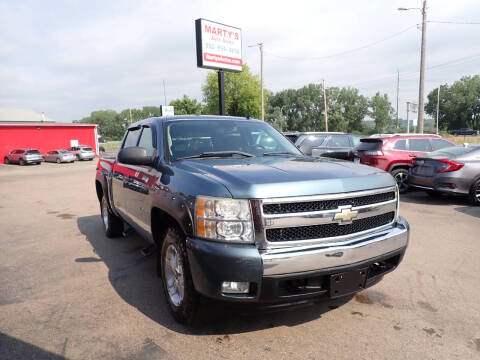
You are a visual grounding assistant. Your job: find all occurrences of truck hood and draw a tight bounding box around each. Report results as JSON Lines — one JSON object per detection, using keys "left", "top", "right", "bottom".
{"left": 176, "top": 156, "right": 395, "bottom": 198}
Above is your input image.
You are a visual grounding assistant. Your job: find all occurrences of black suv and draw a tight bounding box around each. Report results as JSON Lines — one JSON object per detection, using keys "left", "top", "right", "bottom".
{"left": 288, "top": 132, "right": 364, "bottom": 159}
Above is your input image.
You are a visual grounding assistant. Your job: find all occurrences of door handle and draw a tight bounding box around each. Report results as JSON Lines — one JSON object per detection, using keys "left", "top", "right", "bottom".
{"left": 408, "top": 154, "right": 417, "bottom": 157}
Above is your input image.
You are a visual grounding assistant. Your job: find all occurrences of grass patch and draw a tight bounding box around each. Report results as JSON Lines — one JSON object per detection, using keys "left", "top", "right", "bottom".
{"left": 443, "top": 135, "right": 480, "bottom": 145}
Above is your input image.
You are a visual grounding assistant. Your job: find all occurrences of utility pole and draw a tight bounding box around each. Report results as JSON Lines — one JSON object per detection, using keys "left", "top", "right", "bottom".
{"left": 406, "top": 102, "right": 410, "bottom": 134}
{"left": 436, "top": 86, "right": 440, "bottom": 134}
{"left": 249, "top": 43, "right": 265, "bottom": 120}
{"left": 396, "top": 70, "right": 400, "bottom": 129}
{"left": 398, "top": 0, "right": 427, "bottom": 133}
{"left": 260, "top": 43, "right": 264, "bottom": 121}
{"left": 323, "top": 79, "right": 328, "bottom": 132}
{"left": 418, "top": 0, "right": 427, "bottom": 133}
{"left": 163, "top": 80, "right": 167, "bottom": 106}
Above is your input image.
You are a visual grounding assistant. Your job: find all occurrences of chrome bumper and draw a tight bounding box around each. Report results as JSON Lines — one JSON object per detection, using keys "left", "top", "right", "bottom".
{"left": 261, "top": 217, "right": 409, "bottom": 276}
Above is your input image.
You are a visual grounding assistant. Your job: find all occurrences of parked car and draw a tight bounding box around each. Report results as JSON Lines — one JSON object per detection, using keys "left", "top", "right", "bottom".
{"left": 44, "top": 150, "right": 75, "bottom": 163}
{"left": 4, "top": 149, "right": 43, "bottom": 165}
{"left": 69, "top": 145, "right": 95, "bottom": 160}
{"left": 283, "top": 131, "right": 301, "bottom": 143}
{"left": 351, "top": 135, "right": 456, "bottom": 193}
{"left": 96, "top": 115, "right": 409, "bottom": 324}
{"left": 291, "top": 132, "right": 364, "bottom": 159}
{"left": 449, "top": 128, "right": 479, "bottom": 136}
{"left": 408, "top": 145, "right": 480, "bottom": 205}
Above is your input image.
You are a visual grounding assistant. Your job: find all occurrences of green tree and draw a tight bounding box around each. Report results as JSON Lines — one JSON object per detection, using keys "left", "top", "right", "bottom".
{"left": 79, "top": 110, "right": 125, "bottom": 140}
{"left": 369, "top": 92, "right": 395, "bottom": 133}
{"left": 169, "top": 95, "right": 203, "bottom": 115}
{"left": 266, "top": 106, "right": 288, "bottom": 131}
{"left": 202, "top": 64, "right": 264, "bottom": 118}
{"left": 426, "top": 75, "right": 480, "bottom": 131}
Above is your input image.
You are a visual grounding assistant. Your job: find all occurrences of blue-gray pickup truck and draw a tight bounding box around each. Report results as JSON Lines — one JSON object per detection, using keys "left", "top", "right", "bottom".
{"left": 95, "top": 115, "right": 409, "bottom": 323}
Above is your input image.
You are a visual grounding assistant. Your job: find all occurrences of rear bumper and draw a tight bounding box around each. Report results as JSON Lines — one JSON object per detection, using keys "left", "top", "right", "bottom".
{"left": 408, "top": 173, "right": 470, "bottom": 195}
{"left": 186, "top": 217, "right": 409, "bottom": 304}
{"left": 78, "top": 153, "right": 95, "bottom": 160}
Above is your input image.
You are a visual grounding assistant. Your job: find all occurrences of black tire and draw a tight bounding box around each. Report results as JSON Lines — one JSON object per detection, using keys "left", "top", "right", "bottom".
{"left": 160, "top": 226, "right": 199, "bottom": 324}
{"left": 4, "top": 157, "right": 9, "bottom": 164}
{"left": 468, "top": 180, "right": 480, "bottom": 206}
{"left": 19, "top": 159, "right": 25, "bottom": 166}
{"left": 100, "top": 194, "right": 123, "bottom": 237}
{"left": 76, "top": 155, "right": 81, "bottom": 161}
{"left": 391, "top": 168, "right": 409, "bottom": 194}
{"left": 426, "top": 190, "right": 440, "bottom": 197}
{"left": 56, "top": 158, "right": 61, "bottom": 164}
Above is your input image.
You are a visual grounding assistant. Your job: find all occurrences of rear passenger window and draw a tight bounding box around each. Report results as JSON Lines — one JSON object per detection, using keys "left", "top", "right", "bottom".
{"left": 123, "top": 127, "right": 142, "bottom": 148}
{"left": 327, "top": 135, "right": 350, "bottom": 147}
{"left": 408, "top": 139, "right": 432, "bottom": 152}
{"left": 138, "top": 126, "right": 155, "bottom": 156}
{"left": 393, "top": 140, "right": 406, "bottom": 150}
{"left": 431, "top": 139, "right": 455, "bottom": 151}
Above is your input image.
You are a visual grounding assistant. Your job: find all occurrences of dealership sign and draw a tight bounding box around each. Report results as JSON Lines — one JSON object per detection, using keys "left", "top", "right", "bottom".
{"left": 195, "top": 19, "right": 242, "bottom": 72}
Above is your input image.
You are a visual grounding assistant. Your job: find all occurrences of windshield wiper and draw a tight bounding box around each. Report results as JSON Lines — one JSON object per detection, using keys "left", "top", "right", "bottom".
{"left": 263, "top": 151, "right": 302, "bottom": 157}
{"left": 176, "top": 151, "right": 255, "bottom": 161}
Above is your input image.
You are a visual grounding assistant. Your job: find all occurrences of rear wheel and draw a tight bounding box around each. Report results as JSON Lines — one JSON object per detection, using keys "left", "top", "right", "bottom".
{"left": 469, "top": 180, "right": 480, "bottom": 206}
{"left": 4, "top": 157, "right": 9, "bottom": 164}
{"left": 56, "top": 158, "right": 61, "bottom": 164}
{"left": 391, "top": 168, "right": 409, "bottom": 194}
{"left": 19, "top": 159, "right": 25, "bottom": 166}
{"left": 100, "top": 194, "right": 123, "bottom": 237}
{"left": 160, "top": 226, "right": 199, "bottom": 324}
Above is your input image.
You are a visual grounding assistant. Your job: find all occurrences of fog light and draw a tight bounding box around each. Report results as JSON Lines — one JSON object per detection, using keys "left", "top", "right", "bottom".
{"left": 221, "top": 281, "right": 250, "bottom": 294}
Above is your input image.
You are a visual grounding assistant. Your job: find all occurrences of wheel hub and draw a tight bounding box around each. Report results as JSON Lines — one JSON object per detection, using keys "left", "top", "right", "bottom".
{"left": 164, "top": 244, "right": 184, "bottom": 307}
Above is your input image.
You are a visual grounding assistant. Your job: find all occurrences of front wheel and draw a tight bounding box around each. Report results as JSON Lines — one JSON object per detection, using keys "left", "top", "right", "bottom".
{"left": 391, "top": 168, "right": 409, "bottom": 194}
{"left": 469, "top": 180, "right": 480, "bottom": 206}
{"left": 160, "top": 227, "right": 199, "bottom": 324}
{"left": 100, "top": 194, "right": 123, "bottom": 237}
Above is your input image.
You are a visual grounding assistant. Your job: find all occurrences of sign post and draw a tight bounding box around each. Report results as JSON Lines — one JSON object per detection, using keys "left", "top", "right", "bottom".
{"left": 195, "top": 18, "right": 242, "bottom": 115}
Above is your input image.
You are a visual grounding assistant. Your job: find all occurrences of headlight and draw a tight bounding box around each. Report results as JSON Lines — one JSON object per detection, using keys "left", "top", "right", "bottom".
{"left": 195, "top": 196, "right": 254, "bottom": 243}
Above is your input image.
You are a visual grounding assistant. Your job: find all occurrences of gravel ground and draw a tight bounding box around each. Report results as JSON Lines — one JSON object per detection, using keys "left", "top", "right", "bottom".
{"left": 0, "top": 160, "right": 479, "bottom": 360}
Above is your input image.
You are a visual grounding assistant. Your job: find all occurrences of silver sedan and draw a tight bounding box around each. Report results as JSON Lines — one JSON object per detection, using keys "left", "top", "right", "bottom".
{"left": 44, "top": 150, "right": 76, "bottom": 163}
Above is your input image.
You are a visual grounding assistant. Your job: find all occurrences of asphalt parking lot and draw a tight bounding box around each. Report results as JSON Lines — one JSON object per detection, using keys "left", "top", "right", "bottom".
{"left": 1, "top": 161, "right": 479, "bottom": 360}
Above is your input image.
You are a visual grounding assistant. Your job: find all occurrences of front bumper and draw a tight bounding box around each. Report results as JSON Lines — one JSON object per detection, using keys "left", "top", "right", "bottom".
{"left": 186, "top": 217, "right": 409, "bottom": 304}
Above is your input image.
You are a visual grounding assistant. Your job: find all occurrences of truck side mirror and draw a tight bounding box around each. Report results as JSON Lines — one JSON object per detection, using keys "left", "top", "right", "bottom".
{"left": 118, "top": 147, "right": 154, "bottom": 166}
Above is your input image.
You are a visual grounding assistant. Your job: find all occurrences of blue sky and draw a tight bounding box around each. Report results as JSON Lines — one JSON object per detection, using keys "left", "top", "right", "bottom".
{"left": 1, "top": 0, "right": 479, "bottom": 122}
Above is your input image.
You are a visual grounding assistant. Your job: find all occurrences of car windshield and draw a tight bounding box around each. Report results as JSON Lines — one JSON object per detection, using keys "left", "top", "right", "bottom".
{"left": 26, "top": 150, "right": 41, "bottom": 155}
{"left": 59, "top": 150, "right": 70, "bottom": 154}
{"left": 166, "top": 119, "right": 302, "bottom": 161}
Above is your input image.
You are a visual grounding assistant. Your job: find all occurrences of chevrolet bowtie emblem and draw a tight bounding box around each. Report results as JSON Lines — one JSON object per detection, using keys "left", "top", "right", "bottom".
{"left": 334, "top": 206, "right": 358, "bottom": 224}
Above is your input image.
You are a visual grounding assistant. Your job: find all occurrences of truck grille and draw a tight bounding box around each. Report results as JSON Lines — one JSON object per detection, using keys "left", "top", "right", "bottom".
{"left": 265, "top": 212, "right": 395, "bottom": 242}
{"left": 263, "top": 191, "right": 395, "bottom": 215}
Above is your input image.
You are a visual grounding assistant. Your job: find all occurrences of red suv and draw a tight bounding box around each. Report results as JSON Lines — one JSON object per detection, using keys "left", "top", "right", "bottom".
{"left": 351, "top": 134, "right": 456, "bottom": 193}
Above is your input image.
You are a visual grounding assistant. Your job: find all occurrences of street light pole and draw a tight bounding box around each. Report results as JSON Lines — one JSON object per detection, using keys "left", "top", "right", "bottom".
{"left": 418, "top": 0, "right": 427, "bottom": 134}
{"left": 436, "top": 86, "right": 440, "bottom": 134}
{"left": 398, "top": 0, "right": 427, "bottom": 134}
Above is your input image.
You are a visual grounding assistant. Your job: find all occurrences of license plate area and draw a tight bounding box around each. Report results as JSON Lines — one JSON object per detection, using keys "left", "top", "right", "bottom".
{"left": 330, "top": 267, "right": 368, "bottom": 298}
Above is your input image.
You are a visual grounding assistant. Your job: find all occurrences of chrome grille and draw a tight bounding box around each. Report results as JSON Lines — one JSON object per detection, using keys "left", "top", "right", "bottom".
{"left": 266, "top": 212, "right": 395, "bottom": 242}
{"left": 263, "top": 191, "right": 395, "bottom": 214}
{"left": 259, "top": 187, "right": 398, "bottom": 246}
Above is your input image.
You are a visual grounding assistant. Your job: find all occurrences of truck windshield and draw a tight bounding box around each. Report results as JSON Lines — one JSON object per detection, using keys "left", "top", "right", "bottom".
{"left": 166, "top": 119, "right": 302, "bottom": 161}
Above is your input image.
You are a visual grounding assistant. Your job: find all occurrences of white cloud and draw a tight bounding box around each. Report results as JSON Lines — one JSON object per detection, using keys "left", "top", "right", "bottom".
{"left": 0, "top": 0, "right": 479, "bottom": 122}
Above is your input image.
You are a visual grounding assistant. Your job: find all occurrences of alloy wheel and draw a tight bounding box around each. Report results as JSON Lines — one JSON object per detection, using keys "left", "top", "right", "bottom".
{"left": 101, "top": 197, "right": 109, "bottom": 231}
{"left": 164, "top": 244, "right": 185, "bottom": 307}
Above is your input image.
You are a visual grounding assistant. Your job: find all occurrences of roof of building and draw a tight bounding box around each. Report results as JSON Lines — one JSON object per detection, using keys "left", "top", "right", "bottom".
{"left": 0, "top": 108, "right": 55, "bottom": 123}
{"left": 0, "top": 122, "right": 97, "bottom": 127}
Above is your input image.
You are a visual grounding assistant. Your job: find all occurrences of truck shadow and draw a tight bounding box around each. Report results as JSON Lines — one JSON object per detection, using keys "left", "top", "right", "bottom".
{"left": 0, "top": 332, "right": 66, "bottom": 360}
{"left": 77, "top": 215, "right": 350, "bottom": 335}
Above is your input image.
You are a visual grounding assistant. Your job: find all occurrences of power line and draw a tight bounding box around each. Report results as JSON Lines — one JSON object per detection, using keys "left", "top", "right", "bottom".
{"left": 263, "top": 25, "right": 417, "bottom": 61}
{"left": 428, "top": 20, "right": 480, "bottom": 25}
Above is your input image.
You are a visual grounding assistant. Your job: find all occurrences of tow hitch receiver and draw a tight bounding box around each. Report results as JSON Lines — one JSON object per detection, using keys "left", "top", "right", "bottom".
{"left": 330, "top": 267, "right": 368, "bottom": 298}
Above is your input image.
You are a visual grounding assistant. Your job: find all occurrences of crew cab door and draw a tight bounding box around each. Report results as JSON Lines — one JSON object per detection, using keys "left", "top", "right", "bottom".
{"left": 124, "top": 125, "right": 157, "bottom": 240}
{"left": 111, "top": 126, "right": 142, "bottom": 220}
